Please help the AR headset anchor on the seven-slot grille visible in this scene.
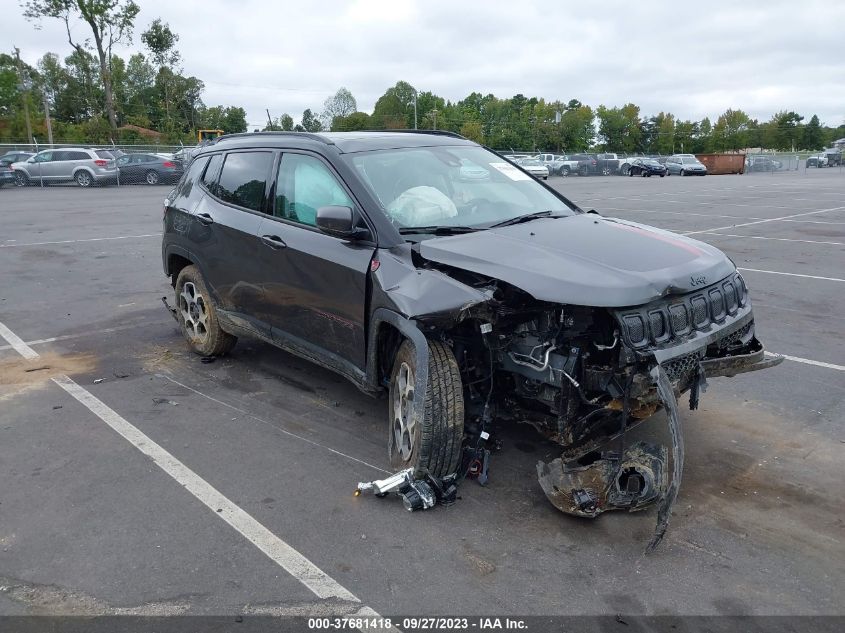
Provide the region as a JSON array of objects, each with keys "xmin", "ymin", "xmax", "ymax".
[{"xmin": 617, "ymin": 272, "xmax": 748, "ymax": 350}]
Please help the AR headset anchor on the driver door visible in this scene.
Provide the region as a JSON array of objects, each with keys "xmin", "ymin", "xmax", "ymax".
[{"xmin": 254, "ymin": 152, "xmax": 375, "ymax": 372}]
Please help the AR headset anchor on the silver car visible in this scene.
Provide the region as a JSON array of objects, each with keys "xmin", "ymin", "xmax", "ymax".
[
  {"xmin": 12, "ymin": 148, "xmax": 118, "ymax": 187},
  {"xmin": 665, "ymin": 154, "xmax": 707, "ymax": 176},
  {"xmin": 516, "ymin": 157, "xmax": 549, "ymax": 180}
]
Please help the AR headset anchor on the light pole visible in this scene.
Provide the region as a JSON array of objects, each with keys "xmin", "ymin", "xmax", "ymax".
[{"xmin": 413, "ymin": 89, "xmax": 418, "ymax": 130}]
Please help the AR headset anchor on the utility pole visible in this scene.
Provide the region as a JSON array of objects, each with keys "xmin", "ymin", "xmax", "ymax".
[
  {"xmin": 43, "ymin": 91, "xmax": 53, "ymax": 146},
  {"xmin": 13, "ymin": 47, "xmax": 33, "ymax": 144},
  {"xmin": 431, "ymin": 108, "xmax": 438, "ymax": 130},
  {"xmin": 266, "ymin": 109, "xmax": 273, "ymax": 129}
]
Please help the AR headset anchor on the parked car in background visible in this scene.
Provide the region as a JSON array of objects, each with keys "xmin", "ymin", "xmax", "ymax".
[
  {"xmin": 12, "ymin": 148, "xmax": 118, "ymax": 187},
  {"xmin": 117, "ymin": 153, "xmax": 185, "ymax": 185},
  {"xmin": 746, "ymin": 155, "xmax": 782, "ymax": 172},
  {"xmin": 1, "ymin": 151, "xmax": 34, "ymax": 165},
  {"xmin": 569, "ymin": 153, "xmax": 598, "ymax": 176},
  {"xmin": 665, "ymin": 154, "xmax": 707, "ymax": 176},
  {"xmin": 1, "ymin": 152, "xmax": 33, "ymax": 187},
  {"xmin": 595, "ymin": 153, "xmax": 622, "ymax": 176},
  {"xmin": 627, "ymin": 158, "xmax": 667, "ymax": 177},
  {"xmin": 805, "ymin": 153, "xmax": 829, "ymax": 168},
  {"xmin": 824, "ymin": 148, "xmax": 842, "ymax": 166},
  {"xmin": 516, "ymin": 157, "xmax": 549, "ymax": 180},
  {"xmin": 546, "ymin": 155, "xmax": 579, "ymax": 176}
]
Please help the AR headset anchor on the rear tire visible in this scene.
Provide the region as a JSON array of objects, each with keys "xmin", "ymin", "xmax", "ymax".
[
  {"xmin": 175, "ymin": 265, "xmax": 237, "ymax": 356},
  {"xmin": 75, "ymin": 171, "xmax": 92, "ymax": 187},
  {"xmin": 146, "ymin": 170, "xmax": 160, "ymax": 185},
  {"xmin": 388, "ymin": 339, "xmax": 464, "ymax": 478}
]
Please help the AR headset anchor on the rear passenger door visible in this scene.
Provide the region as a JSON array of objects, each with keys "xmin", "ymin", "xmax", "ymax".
[
  {"xmin": 190, "ymin": 150, "xmax": 274, "ymax": 335},
  {"xmin": 254, "ymin": 152, "xmax": 375, "ymax": 372}
]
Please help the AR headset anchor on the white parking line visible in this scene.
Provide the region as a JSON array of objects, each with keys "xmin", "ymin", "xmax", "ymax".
[
  {"xmin": 738, "ymin": 267, "xmax": 845, "ymax": 283},
  {"xmin": 0, "ymin": 234, "xmax": 160, "ymax": 248},
  {"xmin": 0, "ymin": 322, "xmax": 151, "ymax": 352},
  {"xmin": 682, "ymin": 206, "xmax": 845, "ymax": 236},
  {"xmin": 701, "ymin": 233, "xmax": 845, "ymax": 246},
  {"xmin": 0, "ymin": 319, "xmax": 390, "ymax": 623}
]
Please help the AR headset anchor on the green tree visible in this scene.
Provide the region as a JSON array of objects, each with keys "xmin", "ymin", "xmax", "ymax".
[
  {"xmin": 23, "ymin": 0, "xmax": 141, "ymax": 131},
  {"xmin": 320, "ymin": 87, "xmax": 356, "ymax": 130},
  {"xmin": 301, "ymin": 108, "xmax": 322, "ymax": 132},
  {"xmin": 459, "ymin": 120, "xmax": 483, "ymax": 143},
  {"xmin": 802, "ymin": 114, "xmax": 824, "ymax": 149},
  {"xmin": 331, "ymin": 111, "xmax": 370, "ymax": 131},
  {"xmin": 203, "ymin": 105, "xmax": 246, "ymax": 133},
  {"xmin": 141, "ymin": 19, "xmax": 180, "ymax": 130},
  {"xmin": 713, "ymin": 108, "xmax": 750, "ymax": 151},
  {"xmin": 264, "ymin": 113, "xmax": 293, "ymax": 131}
]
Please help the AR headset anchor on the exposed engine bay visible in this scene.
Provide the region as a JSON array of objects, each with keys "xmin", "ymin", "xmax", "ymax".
[{"xmin": 411, "ymin": 260, "xmax": 781, "ymax": 549}]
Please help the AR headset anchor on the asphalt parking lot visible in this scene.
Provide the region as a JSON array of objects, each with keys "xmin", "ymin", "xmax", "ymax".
[{"xmin": 0, "ymin": 170, "xmax": 843, "ymax": 619}]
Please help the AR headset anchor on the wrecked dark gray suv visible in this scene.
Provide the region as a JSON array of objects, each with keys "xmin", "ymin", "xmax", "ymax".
[{"xmin": 162, "ymin": 131, "xmax": 781, "ymax": 547}]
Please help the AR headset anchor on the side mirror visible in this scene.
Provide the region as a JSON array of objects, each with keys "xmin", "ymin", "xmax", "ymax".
[{"xmin": 316, "ymin": 206, "xmax": 366, "ymax": 240}]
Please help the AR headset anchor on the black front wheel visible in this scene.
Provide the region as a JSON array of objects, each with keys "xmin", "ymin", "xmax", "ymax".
[
  {"xmin": 388, "ymin": 339, "xmax": 464, "ymax": 478},
  {"xmin": 14, "ymin": 172, "xmax": 29, "ymax": 187}
]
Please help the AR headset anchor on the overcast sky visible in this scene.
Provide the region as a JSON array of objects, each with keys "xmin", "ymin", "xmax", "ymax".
[{"xmin": 5, "ymin": 0, "xmax": 843, "ymax": 129}]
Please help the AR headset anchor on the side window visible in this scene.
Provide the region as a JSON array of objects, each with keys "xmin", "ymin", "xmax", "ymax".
[
  {"xmin": 52, "ymin": 151, "xmax": 70, "ymax": 161},
  {"xmin": 216, "ymin": 151, "xmax": 273, "ymax": 212},
  {"xmin": 274, "ymin": 154, "xmax": 353, "ymax": 227},
  {"xmin": 71, "ymin": 151, "xmax": 90, "ymax": 160},
  {"xmin": 174, "ymin": 155, "xmax": 209, "ymax": 198},
  {"xmin": 201, "ymin": 154, "xmax": 223, "ymax": 195},
  {"xmin": 35, "ymin": 151, "xmax": 53, "ymax": 163}
]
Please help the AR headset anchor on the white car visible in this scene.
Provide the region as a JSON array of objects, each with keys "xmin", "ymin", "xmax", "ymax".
[{"xmin": 516, "ymin": 158, "xmax": 549, "ymax": 180}]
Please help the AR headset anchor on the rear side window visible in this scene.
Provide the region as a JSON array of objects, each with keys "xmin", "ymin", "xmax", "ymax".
[
  {"xmin": 70, "ymin": 151, "xmax": 90, "ymax": 160},
  {"xmin": 95, "ymin": 150, "xmax": 114, "ymax": 159},
  {"xmin": 216, "ymin": 152, "xmax": 273, "ymax": 212},
  {"xmin": 174, "ymin": 155, "xmax": 209, "ymax": 198},
  {"xmin": 201, "ymin": 154, "xmax": 223, "ymax": 194}
]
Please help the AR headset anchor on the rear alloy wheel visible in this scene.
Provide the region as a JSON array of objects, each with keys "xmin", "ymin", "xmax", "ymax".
[
  {"xmin": 145, "ymin": 170, "xmax": 160, "ymax": 185},
  {"xmin": 75, "ymin": 171, "xmax": 92, "ymax": 187},
  {"xmin": 602, "ymin": 166, "xmax": 611, "ymax": 176},
  {"xmin": 388, "ymin": 339, "xmax": 464, "ymax": 478},
  {"xmin": 175, "ymin": 265, "xmax": 237, "ymax": 356}
]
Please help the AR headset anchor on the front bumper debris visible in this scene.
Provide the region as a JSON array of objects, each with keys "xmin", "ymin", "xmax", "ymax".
[
  {"xmin": 537, "ymin": 365, "xmax": 684, "ymax": 553},
  {"xmin": 537, "ymin": 441, "xmax": 668, "ymax": 518},
  {"xmin": 700, "ymin": 343, "xmax": 784, "ymax": 378}
]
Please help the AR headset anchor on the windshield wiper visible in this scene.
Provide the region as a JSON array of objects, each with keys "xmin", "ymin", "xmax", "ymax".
[
  {"xmin": 488, "ymin": 210, "xmax": 562, "ymax": 228},
  {"xmin": 397, "ymin": 225, "xmax": 482, "ymax": 235}
]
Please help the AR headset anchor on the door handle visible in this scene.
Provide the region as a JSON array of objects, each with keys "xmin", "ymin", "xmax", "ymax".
[
  {"xmin": 261, "ymin": 234, "xmax": 287, "ymax": 249},
  {"xmin": 196, "ymin": 212, "xmax": 214, "ymax": 225}
]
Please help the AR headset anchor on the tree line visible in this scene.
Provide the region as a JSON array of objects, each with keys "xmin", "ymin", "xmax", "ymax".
[{"xmin": 3, "ymin": 2, "xmax": 842, "ymax": 152}]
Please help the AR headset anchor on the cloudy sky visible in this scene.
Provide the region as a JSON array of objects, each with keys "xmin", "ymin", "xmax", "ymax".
[{"xmin": 5, "ymin": 0, "xmax": 843, "ymax": 128}]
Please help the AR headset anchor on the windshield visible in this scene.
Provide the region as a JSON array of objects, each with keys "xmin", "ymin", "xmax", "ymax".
[
  {"xmin": 346, "ymin": 145, "xmax": 576, "ymax": 232},
  {"xmin": 681, "ymin": 156, "xmax": 700, "ymax": 164}
]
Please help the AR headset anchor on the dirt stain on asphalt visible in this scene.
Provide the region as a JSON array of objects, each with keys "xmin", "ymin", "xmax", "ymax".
[
  {"xmin": 0, "ymin": 576, "xmax": 190, "ymax": 615},
  {"xmin": 0, "ymin": 352, "xmax": 96, "ymax": 387}
]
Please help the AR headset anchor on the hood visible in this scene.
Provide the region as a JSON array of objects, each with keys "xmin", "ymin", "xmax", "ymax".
[{"xmin": 418, "ymin": 214, "xmax": 736, "ymax": 307}]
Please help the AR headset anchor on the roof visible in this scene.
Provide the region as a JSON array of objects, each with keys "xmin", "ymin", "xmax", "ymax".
[{"xmin": 209, "ymin": 130, "xmax": 476, "ymax": 154}]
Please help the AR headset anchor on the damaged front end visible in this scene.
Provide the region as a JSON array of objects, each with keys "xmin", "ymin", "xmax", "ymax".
[{"xmin": 405, "ymin": 260, "xmax": 781, "ymax": 549}]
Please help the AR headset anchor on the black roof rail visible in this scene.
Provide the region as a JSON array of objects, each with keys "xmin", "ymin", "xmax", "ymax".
[
  {"xmin": 211, "ymin": 131, "xmax": 335, "ymax": 145},
  {"xmin": 375, "ymin": 129, "xmax": 467, "ymax": 139}
]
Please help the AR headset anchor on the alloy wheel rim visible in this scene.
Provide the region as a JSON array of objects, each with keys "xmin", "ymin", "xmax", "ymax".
[
  {"xmin": 392, "ymin": 361, "xmax": 416, "ymax": 461},
  {"xmin": 179, "ymin": 282, "xmax": 210, "ymax": 344},
  {"xmin": 147, "ymin": 171, "xmax": 159, "ymax": 184},
  {"xmin": 77, "ymin": 172, "xmax": 91, "ymax": 186}
]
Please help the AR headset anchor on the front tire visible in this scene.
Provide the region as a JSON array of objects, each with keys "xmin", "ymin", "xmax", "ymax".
[
  {"xmin": 14, "ymin": 172, "xmax": 29, "ymax": 187},
  {"xmin": 680, "ymin": 169, "xmax": 686, "ymax": 176},
  {"xmin": 175, "ymin": 265, "xmax": 237, "ymax": 356},
  {"xmin": 388, "ymin": 339, "xmax": 464, "ymax": 478},
  {"xmin": 562, "ymin": 166, "xmax": 570, "ymax": 176}
]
